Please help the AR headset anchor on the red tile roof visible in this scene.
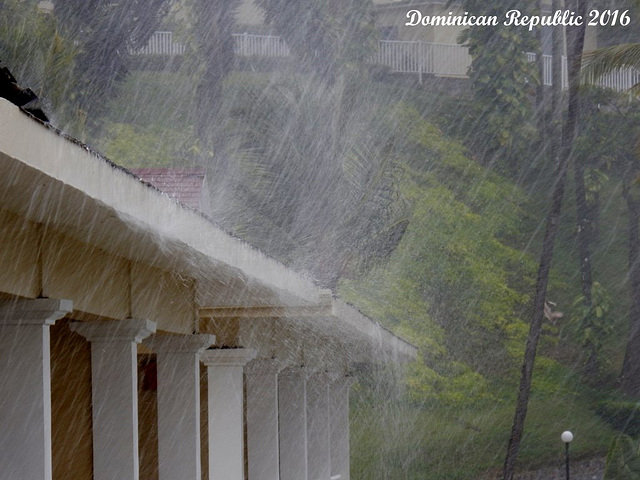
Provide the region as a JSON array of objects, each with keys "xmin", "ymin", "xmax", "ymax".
[{"xmin": 131, "ymin": 168, "xmax": 206, "ymax": 211}]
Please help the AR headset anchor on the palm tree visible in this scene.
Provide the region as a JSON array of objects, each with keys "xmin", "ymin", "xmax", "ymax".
[
  {"xmin": 503, "ymin": 1, "xmax": 589, "ymax": 478},
  {"xmin": 582, "ymin": 42, "xmax": 640, "ymax": 396}
]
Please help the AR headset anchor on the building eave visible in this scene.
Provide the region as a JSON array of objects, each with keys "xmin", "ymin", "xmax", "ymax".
[{"xmin": 0, "ymin": 98, "xmax": 417, "ymax": 363}]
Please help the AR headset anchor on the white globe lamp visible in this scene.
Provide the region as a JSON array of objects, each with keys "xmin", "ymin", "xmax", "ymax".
[{"xmin": 561, "ymin": 431, "xmax": 573, "ymax": 443}]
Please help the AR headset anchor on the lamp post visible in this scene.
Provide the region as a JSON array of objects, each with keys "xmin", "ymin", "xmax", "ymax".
[{"xmin": 561, "ymin": 431, "xmax": 574, "ymax": 480}]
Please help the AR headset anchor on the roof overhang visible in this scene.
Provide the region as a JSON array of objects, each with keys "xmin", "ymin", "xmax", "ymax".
[
  {"xmin": 0, "ymin": 99, "xmax": 320, "ymax": 308},
  {"xmin": 0, "ymin": 98, "xmax": 417, "ymax": 363}
]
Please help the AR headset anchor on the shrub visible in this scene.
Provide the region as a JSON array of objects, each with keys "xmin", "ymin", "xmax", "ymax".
[{"xmin": 598, "ymin": 401, "xmax": 640, "ymax": 437}]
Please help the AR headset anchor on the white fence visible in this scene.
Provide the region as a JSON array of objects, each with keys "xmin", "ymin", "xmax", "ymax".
[
  {"xmin": 591, "ymin": 67, "xmax": 640, "ymax": 93},
  {"xmin": 526, "ymin": 51, "xmax": 640, "ymax": 92},
  {"xmin": 232, "ymin": 33, "xmax": 290, "ymax": 57},
  {"xmin": 135, "ymin": 32, "xmax": 639, "ymax": 93},
  {"xmin": 133, "ymin": 31, "xmax": 185, "ymax": 56},
  {"xmin": 526, "ymin": 52, "xmax": 569, "ymax": 89},
  {"xmin": 376, "ymin": 41, "xmax": 470, "ymax": 78}
]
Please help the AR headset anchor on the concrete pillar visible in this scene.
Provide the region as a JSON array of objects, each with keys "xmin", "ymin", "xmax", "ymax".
[
  {"xmin": 245, "ymin": 358, "xmax": 283, "ymax": 480},
  {"xmin": 0, "ymin": 298, "xmax": 72, "ymax": 480},
  {"xmin": 144, "ymin": 334, "xmax": 215, "ymax": 480},
  {"xmin": 278, "ymin": 367, "xmax": 308, "ymax": 480},
  {"xmin": 70, "ymin": 318, "xmax": 156, "ymax": 480},
  {"xmin": 201, "ymin": 348, "xmax": 257, "ymax": 480},
  {"xmin": 329, "ymin": 376, "xmax": 353, "ymax": 480},
  {"xmin": 307, "ymin": 373, "xmax": 331, "ymax": 480}
]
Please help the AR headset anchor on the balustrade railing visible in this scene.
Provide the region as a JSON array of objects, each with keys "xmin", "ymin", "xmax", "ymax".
[
  {"xmin": 526, "ymin": 52, "xmax": 569, "ymax": 88},
  {"xmin": 134, "ymin": 31, "xmax": 639, "ymax": 93},
  {"xmin": 376, "ymin": 40, "xmax": 469, "ymax": 77},
  {"xmin": 592, "ymin": 66, "xmax": 640, "ymax": 92},
  {"xmin": 232, "ymin": 33, "xmax": 290, "ymax": 57},
  {"xmin": 526, "ymin": 51, "xmax": 640, "ymax": 91},
  {"xmin": 133, "ymin": 31, "xmax": 185, "ymax": 56},
  {"xmin": 374, "ymin": 40, "xmax": 432, "ymax": 75}
]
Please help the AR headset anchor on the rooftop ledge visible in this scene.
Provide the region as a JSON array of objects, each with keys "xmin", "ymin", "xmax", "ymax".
[{"xmin": 0, "ymin": 98, "xmax": 416, "ymax": 361}]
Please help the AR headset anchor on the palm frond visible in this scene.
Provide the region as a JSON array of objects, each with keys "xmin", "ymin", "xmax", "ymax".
[{"xmin": 582, "ymin": 43, "xmax": 640, "ymax": 84}]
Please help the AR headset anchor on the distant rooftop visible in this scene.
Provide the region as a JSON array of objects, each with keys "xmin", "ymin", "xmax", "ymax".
[{"xmin": 131, "ymin": 168, "xmax": 207, "ymax": 212}]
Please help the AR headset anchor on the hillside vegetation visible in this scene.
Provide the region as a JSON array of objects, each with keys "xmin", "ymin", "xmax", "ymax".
[{"xmin": 100, "ymin": 68, "xmax": 635, "ymax": 478}]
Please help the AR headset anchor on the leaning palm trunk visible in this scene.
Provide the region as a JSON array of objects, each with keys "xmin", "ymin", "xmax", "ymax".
[{"xmin": 502, "ymin": 1, "xmax": 588, "ymax": 478}]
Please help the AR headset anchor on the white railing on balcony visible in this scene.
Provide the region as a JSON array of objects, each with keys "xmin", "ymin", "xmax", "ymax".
[
  {"xmin": 526, "ymin": 51, "xmax": 640, "ymax": 92},
  {"xmin": 376, "ymin": 40, "xmax": 470, "ymax": 78},
  {"xmin": 133, "ymin": 31, "xmax": 185, "ymax": 56},
  {"xmin": 592, "ymin": 67, "xmax": 640, "ymax": 93},
  {"xmin": 526, "ymin": 52, "xmax": 569, "ymax": 89},
  {"xmin": 232, "ymin": 33, "xmax": 291, "ymax": 57},
  {"xmin": 135, "ymin": 31, "xmax": 639, "ymax": 93},
  {"xmin": 375, "ymin": 40, "xmax": 432, "ymax": 75}
]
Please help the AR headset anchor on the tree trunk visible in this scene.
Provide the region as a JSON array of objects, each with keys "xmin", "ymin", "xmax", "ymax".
[
  {"xmin": 621, "ymin": 183, "xmax": 640, "ymax": 396},
  {"xmin": 574, "ymin": 152, "xmax": 593, "ymax": 305},
  {"xmin": 502, "ymin": 2, "xmax": 588, "ymax": 478},
  {"xmin": 551, "ymin": 0, "xmax": 564, "ymax": 129},
  {"xmin": 535, "ymin": 0, "xmax": 546, "ymax": 142},
  {"xmin": 574, "ymin": 135, "xmax": 595, "ymax": 378},
  {"xmin": 575, "ymin": 164, "xmax": 598, "ymax": 377}
]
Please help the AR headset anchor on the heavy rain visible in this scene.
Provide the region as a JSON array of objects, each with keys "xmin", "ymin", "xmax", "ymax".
[{"xmin": 1, "ymin": 0, "xmax": 640, "ymax": 479}]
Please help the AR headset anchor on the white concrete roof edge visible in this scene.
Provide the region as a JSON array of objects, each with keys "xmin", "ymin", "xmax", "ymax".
[
  {"xmin": 0, "ymin": 99, "xmax": 319, "ymax": 304},
  {"xmin": 332, "ymin": 298, "xmax": 418, "ymax": 360}
]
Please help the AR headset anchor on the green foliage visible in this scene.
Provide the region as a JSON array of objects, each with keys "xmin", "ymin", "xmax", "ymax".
[
  {"xmin": 584, "ymin": 168, "xmax": 610, "ymax": 205},
  {"xmin": 530, "ymin": 357, "xmax": 579, "ymax": 398},
  {"xmin": 576, "ymin": 87, "xmax": 640, "ymax": 172},
  {"xmin": 98, "ymin": 123, "xmax": 199, "ymax": 168},
  {"xmin": 2, "ymin": 1, "xmax": 637, "ymax": 475},
  {"xmin": 96, "ymin": 70, "xmax": 202, "ymax": 167},
  {"xmin": 104, "ymin": 71, "xmax": 198, "ymax": 129},
  {"xmin": 204, "ymin": 73, "xmax": 408, "ymax": 286},
  {"xmin": 598, "ymin": 403, "xmax": 640, "ymax": 437},
  {"xmin": 255, "ymin": 0, "xmax": 377, "ymax": 82},
  {"xmin": 352, "ymin": 382, "xmax": 614, "ymax": 479},
  {"xmin": 604, "ymin": 435, "xmax": 640, "ymax": 479},
  {"xmin": 187, "ymin": 0, "xmax": 240, "ymax": 138},
  {"xmin": 340, "ymin": 105, "xmax": 536, "ymax": 403},
  {"xmin": 53, "ymin": 0, "xmax": 174, "ymax": 129},
  {"xmin": 0, "ymin": 0, "xmax": 80, "ymax": 130},
  {"xmin": 458, "ymin": 0, "xmax": 539, "ymax": 170},
  {"xmin": 572, "ymin": 282, "xmax": 614, "ymax": 371}
]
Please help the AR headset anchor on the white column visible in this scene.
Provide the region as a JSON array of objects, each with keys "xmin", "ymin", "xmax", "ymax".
[
  {"xmin": 278, "ymin": 367, "xmax": 308, "ymax": 480},
  {"xmin": 245, "ymin": 358, "xmax": 283, "ymax": 480},
  {"xmin": 144, "ymin": 334, "xmax": 215, "ymax": 480},
  {"xmin": 0, "ymin": 298, "xmax": 72, "ymax": 480},
  {"xmin": 70, "ymin": 318, "xmax": 156, "ymax": 480},
  {"xmin": 201, "ymin": 348, "xmax": 257, "ymax": 480},
  {"xmin": 307, "ymin": 373, "xmax": 331, "ymax": 480},
  {"xmin": 330, "ymin": 376, "xmax": 353, "ymax": 480}
]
